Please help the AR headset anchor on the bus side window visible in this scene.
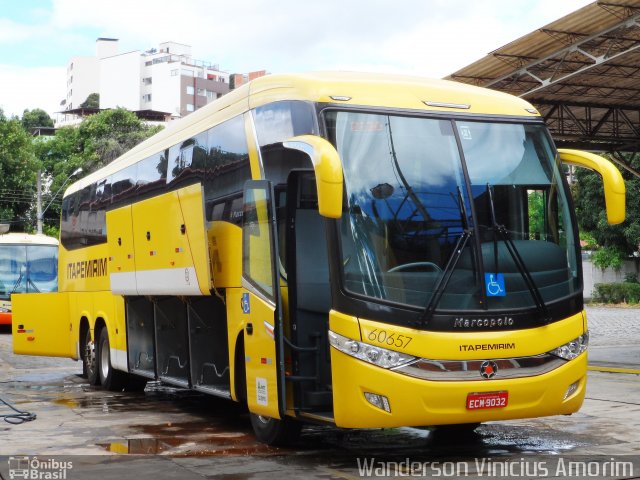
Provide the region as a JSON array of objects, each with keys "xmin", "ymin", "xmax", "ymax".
[
  {"xmin": 111, "ymin": 164, "xmax": 137, "ymax": 206},
  {"xmin": 252, "ymin": 101, "xmax": 318, "ymax": 147},
  {"xmin": 167, "ymin": 132, "xmax": 208, "ymax": 188},
  {"xmin": 205, "ymin": 116, "xmax": 251, "ymax": 222},
  {"xmin": 137, "ymin": 151, "xmax": 167, "ymax": 199}
]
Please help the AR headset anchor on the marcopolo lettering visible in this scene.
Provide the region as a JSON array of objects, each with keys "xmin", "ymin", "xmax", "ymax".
[
  {"xmin": 67, "ymin": 258, "xmax": 108, "ymax": 280},
  {"xmin": 453, "ymin": 316, "xmax": 514, "ymax": 328}
]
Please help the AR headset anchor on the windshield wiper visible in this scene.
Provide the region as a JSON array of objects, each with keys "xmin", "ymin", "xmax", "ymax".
[
  {"xmin": 486, "ymin": 184, "xmax": 551, "ymax": 324},
  {"xmin": 419, "ymin": 187, "xmax": 472, "ymax": 327}
]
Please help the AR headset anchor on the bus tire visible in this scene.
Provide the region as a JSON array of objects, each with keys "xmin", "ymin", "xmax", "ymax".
[
  {"xmin": 97, "ymin": 328, "xmax": 126, "ymax": 391},
  {"xmin": 249, "ymin": 413, "xmax": 301, "ymax": 446},
  {"xmin": 84, "ymin": 328, "xmax": 100, "ymax": 386}
]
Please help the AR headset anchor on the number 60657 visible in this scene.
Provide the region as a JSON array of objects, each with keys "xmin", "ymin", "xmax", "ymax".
[{"xmin": 366, "ymin": 329, "xmax": 412, "ymax": 349}]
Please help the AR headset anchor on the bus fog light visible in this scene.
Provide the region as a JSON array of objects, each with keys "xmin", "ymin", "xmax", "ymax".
[
  {"xmin": 564, "ymin": 381, "xmax": 580, "ymax": 400},
  {"xmin": 364, "ymin": 392, "xmax": 391, "ymax": 412}
]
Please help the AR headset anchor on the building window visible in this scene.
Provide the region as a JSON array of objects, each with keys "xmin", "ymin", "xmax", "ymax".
[
  {"xmin": 143, "ymin": 77, "xmax": 152, "ymax": 85},
  {"xmin": 171, "ymin": 69, "xmax": 178, "ymax": 76},
  {"xmin": 197, "ymin": 88, "xmax": 206, "ymax": 97},
  {"xmin": 186, "ymin": 104, "xmax": 194, "ymax": 112},
  {"xmin": 186, "ymin": 85, "xmax": 195, "ymax": 95},
  {"xmin": 142, "ymin": 94, "xmax": 152, "ymax": 102},
  {"xmin": 182, "ymin": 69, "xmax": 194, "ymax": 77},
  {"xmin": 206, "ymin": 90, "xmax": 215, "ymax": 100}
]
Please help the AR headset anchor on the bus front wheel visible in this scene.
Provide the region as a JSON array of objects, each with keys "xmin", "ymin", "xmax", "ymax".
[{"xmin": 249, "ymin": 413, "xmax": 301, "ymax": 446}]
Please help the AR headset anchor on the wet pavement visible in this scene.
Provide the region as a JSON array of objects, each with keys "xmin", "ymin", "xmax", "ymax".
[{"xmin": 0, "ymin": 307, "xmax": 639, "ymax": 479}]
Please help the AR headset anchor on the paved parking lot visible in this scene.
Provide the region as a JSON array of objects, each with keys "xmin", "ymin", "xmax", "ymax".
[
  {"xmin": 0, "ymin": 306, "xmax": 639, "ymax": 479},
  {"xmin": 585, "ymin": 306, "xmax": 640, "ymax": 368}
]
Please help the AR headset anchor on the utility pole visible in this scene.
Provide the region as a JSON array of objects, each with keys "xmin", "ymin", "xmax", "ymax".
[{"xmin": 36, "ymin": 170, "xmax": 43, "ymax": 234}]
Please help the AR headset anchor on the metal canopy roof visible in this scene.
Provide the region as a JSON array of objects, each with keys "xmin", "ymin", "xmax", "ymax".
[{"xmin": 447, "ymin": 0, "xmax": 640, "ymax": 155}]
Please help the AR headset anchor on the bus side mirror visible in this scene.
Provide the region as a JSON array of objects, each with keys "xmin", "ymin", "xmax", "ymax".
[
  {"xmin": 558, "ymin": 148, "xmax": 626, "ymax": 225},
  {"xmin": 283, "ymin": 135, "xmax": 343, "ymax": 218}
]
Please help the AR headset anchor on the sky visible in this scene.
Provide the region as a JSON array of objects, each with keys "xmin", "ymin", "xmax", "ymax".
[{"xmin": 0, "ymin": 0, "xmax": 595, "ymax": 119}]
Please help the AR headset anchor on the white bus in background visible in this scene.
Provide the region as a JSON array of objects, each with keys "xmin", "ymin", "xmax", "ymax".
[{"xmin": 0, "ymin": 231, "xmax": 58, "ymax": 325}]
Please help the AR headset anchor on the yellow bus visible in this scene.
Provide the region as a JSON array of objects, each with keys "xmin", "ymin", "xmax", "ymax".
[
  {"xmin": 12, "ymin": 72, "xmax": 625, "ymax": 444},
  {"xmin": 0, "ymin": 231, "xmax": 58, "ymax": 325}
]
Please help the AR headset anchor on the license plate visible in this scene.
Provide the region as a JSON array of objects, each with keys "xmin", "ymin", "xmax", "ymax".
[{"xmin": 466, "ymin": 391, "xmax": 508, "ymax": 410}]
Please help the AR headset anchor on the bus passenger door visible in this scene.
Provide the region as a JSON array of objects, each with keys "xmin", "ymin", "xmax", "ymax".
[{"xmin": 241, "ymin": 180, "xmax": 285, "ymax": 419}]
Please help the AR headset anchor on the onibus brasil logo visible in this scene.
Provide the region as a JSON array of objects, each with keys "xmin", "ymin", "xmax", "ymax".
[{"xmin": 8, "ymin": 456, "xmax": 73, "ymax": 479}]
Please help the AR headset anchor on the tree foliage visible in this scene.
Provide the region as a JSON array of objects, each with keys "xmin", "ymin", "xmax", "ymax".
[
  {"xmin": 573, "ymin": 154, "xmax": 640, "ymax": 260},
  {"xmin": 0, "ymin": 109, "xmax": 39, "ymax": 229},
  {"xmin": 36, "ymin": 108, "xmax": 162, "ymax": 227},
  {"xmin": 0, "ymin": 107, "xmax": 162, "ymax": 233},
  {"xmin": 80, "ymin": 93, "xmax": 99, "ymax": 109},
  {"xmin": 21, "ymin": 108, "xmax": 54, "ymax": 131}
]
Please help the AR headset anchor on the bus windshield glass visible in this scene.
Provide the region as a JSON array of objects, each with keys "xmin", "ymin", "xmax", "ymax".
[
  {"xmin": 325, "ymin": 111, "xmax": 579, "ymax": 315},
  {"xmin": 0, "ymin": 244, "xmax": 58, "ymax": 299}
]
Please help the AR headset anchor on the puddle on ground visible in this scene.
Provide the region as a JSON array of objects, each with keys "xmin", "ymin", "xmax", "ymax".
[{"xmin": 98, "ymin": 420, "xmax": 275, "ymax": 456}]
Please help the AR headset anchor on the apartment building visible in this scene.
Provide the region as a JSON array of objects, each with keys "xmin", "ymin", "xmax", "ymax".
[
  {"xmin": 63, "ymin": 38, "xmax": 118, "ymax": 112},
  {"xmin": 59, "ymin": 39, "xmax": 266, "ymax": 126},
  {"xmin": 100, "ymin": 41, "xmax": 231, "ymax": 118}
]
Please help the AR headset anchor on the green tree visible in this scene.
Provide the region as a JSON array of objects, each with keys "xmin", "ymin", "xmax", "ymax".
[
  {"xmin": 80, "ymin": 93, "xmax": 99, "ymax": 109},
  {"xmin": 77, "ymin": 108, "xmax": 162, "ymax": 171},
  {"xmin": 36, "ymin": 108, "xmax": 162, "ymax": 225},
  {"xmin": 573, "ymin": 154, "xmax": 640, "ymax": 264},
  {"xmin": 21, "ymin": 108, "xmax": 54, "ymax": 132},
  {"xmin": 0, "ymin": 109, "xmax": 39, "ymax": 229}
]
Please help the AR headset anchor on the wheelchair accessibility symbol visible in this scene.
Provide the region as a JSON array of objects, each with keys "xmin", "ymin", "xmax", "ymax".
[
  {"xmin": 241, "ymin": 293, "xmax": 251, "ymax": 314},
  {"xmin": 485, "ymin": 273, "xmax": 506, "ymax": 297}
]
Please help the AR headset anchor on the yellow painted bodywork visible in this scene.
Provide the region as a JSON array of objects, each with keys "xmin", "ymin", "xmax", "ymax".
[
  {"xmin": 329, "ymin": 310, "xmax": 587, "ymax": 428},
  {"xmin": 559, "ymin": 149, "xmax": 625, "ymax": 224},
  {"xmin": 131, "ymin": 184, "xmax": 212, "ymax": 295},
  {"xmin": 106, "ymin": 205, "xmax": 136, "ymax": 288},
  {"xmin": 243, "ymin": 292, "xmax": 281, "ymax": 419},
  {"xmin": 12, "ymin": 72, "xmax": 609, "ymax": 431},
  {"xmin": 12, "ymin": 293, "xmax": 74, "ymax": 357}
]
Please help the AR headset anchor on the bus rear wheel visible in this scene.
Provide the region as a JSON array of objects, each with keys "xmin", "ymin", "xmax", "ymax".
[
  {"xmin": 83, "ymin": 329, "xmax": 100, "ymax": 386},
  {"xmin": 249, "ymin": 413, "xmax": 301, "ymax": 446},
  {"xmin": 97, "ymin": 328, "xmax": 126, "ymax": 391}
]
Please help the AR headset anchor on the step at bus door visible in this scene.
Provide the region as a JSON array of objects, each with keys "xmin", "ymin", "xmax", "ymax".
[{"xmin": 241, "ymin": 180, "xmax": 285, "ymax": 419}]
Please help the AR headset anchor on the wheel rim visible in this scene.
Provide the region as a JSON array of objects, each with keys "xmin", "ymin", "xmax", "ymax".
[
  {"xmin": 100, "ymin": 336, "xmax": 110, "ymax": 380},
  {"xmin": 85, "ymin": 338, "xmax": 96, "ymax": 374},
  {"xmin": 256, "ymin": 415, "xmax": 271, "ymax": 425}
]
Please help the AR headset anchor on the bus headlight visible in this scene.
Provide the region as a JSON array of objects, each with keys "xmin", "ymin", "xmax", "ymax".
[
  {"xmin": 550, "ymin": 332, "xmax": 589, "ymax": 360},
  {"xmin": 328, "ymin": 330, "xmax": 416, "ymax": 369}
]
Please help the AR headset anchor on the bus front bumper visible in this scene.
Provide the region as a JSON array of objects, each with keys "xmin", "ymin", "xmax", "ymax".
[{"xmin": 330, "ymin": 348, "xmax": 587, "ymax": 429}]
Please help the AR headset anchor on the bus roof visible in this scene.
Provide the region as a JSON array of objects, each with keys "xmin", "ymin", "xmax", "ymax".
[
  {"xmin": 65, "ymin": 71, "xmax": 540, "ymax": 196},
  {"xmin": 0, "ymin": 233, "xmax": 59, "ymax": 246}
]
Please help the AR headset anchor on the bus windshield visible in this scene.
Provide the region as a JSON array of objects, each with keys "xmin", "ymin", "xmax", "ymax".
[
  {"xmin": 326, "ymin": 111, "xmax": 580, "ymax": 317},
  {"xmin": 0, "ymin": 244, "xmax": 58, "ymax": 300}
]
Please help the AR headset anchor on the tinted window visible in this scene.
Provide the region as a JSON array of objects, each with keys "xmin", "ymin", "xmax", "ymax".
[
  {"xmin": 111, "ymin": 164, "xmax": 137, "ymax": 205},
  {"xmin": 61, "ymin": 183, "xmax": 107, "ymax": 250},
  {"xmin": 167, "ymin": 132, "xmax": 207, "ymax": 188},
  {"xmin": 137, "ymin": 150, "xmax": 168, "ymax": 198},
  {"xmin": 253, "ymin": 101, "xmax": 317, "ymax": 185},
  {"xmin": 253, "ymin": 101, "xmax": 318, "ymax": 147},
  {"xmin": 205, "ymin": 116, "xmax": 251, "ymax": 223}
]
